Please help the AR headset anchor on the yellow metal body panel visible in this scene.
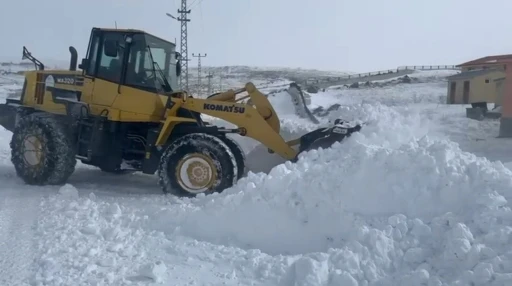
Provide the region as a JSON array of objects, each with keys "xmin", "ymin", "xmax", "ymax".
[
  {"xmin": 22, "ymin": 70, "xmax": 171, "ymax": 123},
  {"xmin": 83, "ymin": 77, "xmax": 168, "ymax": 122},
  {"xmin": 21, "ymin": 70, "xmax": 83, "ymax": 115},
  {"xmin": 20, "ymin": 67, "xmax": 298, "ymax": 160},
  {"xmin": 156, "ymin": 82, "xmax": 298, "ymax": 160},
  {"xmin": 180, "ymin": 97, "xmax": 297, "ymax": 160}
]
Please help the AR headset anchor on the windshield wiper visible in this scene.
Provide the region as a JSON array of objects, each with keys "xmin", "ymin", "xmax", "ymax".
[{"xmin": 147, "ymin": 45, "xmax": 172, "ymax": 93}]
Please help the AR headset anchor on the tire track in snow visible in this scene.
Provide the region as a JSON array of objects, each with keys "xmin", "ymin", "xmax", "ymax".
[{"xmin": 0, "ymin": 186, "xmax": 41, "ymax": 286}]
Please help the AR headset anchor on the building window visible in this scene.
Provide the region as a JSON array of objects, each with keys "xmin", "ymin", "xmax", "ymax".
[{"xmin": 485, "ymin": 79, "xmax": 490, "ymax": 83}]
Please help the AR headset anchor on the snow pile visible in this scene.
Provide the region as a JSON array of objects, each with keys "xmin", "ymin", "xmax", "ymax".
[
  {"xmin": 410, "ymin": 69, "xmax": 460, "ymax": 78},
  {"xmin": 168, "ymin": 100, "xmax": 512, "ymax": 285},
  {"xmin": 29, "ymin": 111, "xmax": 512, "ymax": 285},
  {"xmin": 4, "ymin": 68, "xmax": 512, "ymax": 285},
  {"xmin": 34, "ymin": 193, "xmax": 156, "ymax": 285},
  {"xmin": 172, "ymin": 133, "xmax": 512, "ymax": 285},
  {"xmin": 58, "ymin": 184, "xmax": 79, "ymax": 199}
]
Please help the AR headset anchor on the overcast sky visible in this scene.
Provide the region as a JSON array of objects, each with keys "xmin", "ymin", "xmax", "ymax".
[{"xmin": 1, "ymin": 0, "xmax": 512, "ymax": 73}]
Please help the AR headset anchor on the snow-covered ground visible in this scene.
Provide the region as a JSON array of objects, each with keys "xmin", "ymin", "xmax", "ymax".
[{"xmin": 2, "ymin": 70, "xmax": 512, "ymax": 285}]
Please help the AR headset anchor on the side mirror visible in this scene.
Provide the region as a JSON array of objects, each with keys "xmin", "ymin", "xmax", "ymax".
[
  {"xmin": 78, "ymin": 58, "xmax": 89, "ymax": 70},
  {"xmin": 104, "ymin": 40, "xmax": 118, "ymax": 57},
  {"xmin": 176, "ymin": 60, "xmax": 181, "ymax": 77}
]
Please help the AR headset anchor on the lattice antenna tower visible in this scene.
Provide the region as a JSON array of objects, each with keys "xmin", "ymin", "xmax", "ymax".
[
  {"xmin": 192, "ymin": 53, "xmax": 207, "ymax": 93},
  {"xmin": 177, "ymin": 0, "xmax": 191, "ymax": 91}
]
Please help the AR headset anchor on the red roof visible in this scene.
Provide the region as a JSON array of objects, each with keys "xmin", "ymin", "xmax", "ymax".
[{"xmin": 457, "ymin": 54, "xmax": 512, "ymax": 67}]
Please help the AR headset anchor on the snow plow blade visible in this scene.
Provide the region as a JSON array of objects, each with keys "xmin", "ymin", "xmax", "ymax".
[
  {"xmin": 291, "ymin": 119, "xmax": 362, "ymax": 159},
  {"xmin": 0, "ymin": 103, "xmax": 17, "ymax": 132}
]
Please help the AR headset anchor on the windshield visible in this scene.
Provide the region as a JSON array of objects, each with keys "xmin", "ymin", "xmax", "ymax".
[
  {"xmin": 145, "ymin": 34, "xmax": 178, "ymax": 91},
  {"xmin": 147, "ymin": 47, "xmax": 172, "ymax": 93},
  {"xmin": 125, "ymin": 33, "xmax": 179, "ymax": 92}
]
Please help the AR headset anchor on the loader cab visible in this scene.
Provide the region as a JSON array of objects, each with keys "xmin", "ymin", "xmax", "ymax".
[{"xmin": 79, "ymin": 28, "xmax": 180, "ymax": 95}]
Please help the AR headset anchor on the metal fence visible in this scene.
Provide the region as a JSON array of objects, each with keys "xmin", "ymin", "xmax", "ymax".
[
  {"xmin": 304, "ymin": 65, "xmax": 460, "ymax": 85},
  {"xmin": 397, "ymin": 65, "xmax": 460, "ymax": 71}
]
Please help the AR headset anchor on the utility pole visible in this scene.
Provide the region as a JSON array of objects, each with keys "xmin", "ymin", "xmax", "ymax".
[
  {"xmin": 192, "ymin": 53, "xmax": 207, "ymax": 94},
  {"xmin": 206, "ymin": 72, "xmax": 213, "ymax": 95},
  {"xmin": 178, "ymin": 1, "xmax": 191, "ymax": 91},
  {"xmin": 166, "ymin": 1, "xmax": 191, "ymax": 91}
]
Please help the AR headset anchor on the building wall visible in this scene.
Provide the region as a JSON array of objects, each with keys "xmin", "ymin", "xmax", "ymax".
[
  {"xmin": 447, "ymin": 78, "xmax": 474, "ymax": 104},
  {"xmin": 470, "ymin": 70, "xmax": 505, "ymax": 103},
  {"xmin": 447, "ymin": 70, "xmax": 505, "ymax": 104},
  {"xmin": 447, "ymin": 80, "xmax": 462, "ymax": 104},
  {"xmin": 495, "ymin": 78, "xmax": 505, "ymax": 106}
]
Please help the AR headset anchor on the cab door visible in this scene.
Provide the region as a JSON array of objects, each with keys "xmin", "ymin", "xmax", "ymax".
[
  {"xmin": 92, "ymin": 31, "xmax": 126, "ymax": 107},
  {"xmin": 81, "ymin": 29, "xmax": 126, "ymax": 109},
  {"xmin": 80, "ymin": 29, "xmax": 100, "ymax": 105}
]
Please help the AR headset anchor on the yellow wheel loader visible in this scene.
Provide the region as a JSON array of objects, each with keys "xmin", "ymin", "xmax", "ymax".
[{"xmin": 0, "ymin": 27, "xmax": 361, "ymax": 197}]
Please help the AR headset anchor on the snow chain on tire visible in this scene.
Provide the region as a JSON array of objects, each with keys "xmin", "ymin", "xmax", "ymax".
[
  {"xmin": 218, "ymin": 135, "xmax": 246, "ymax": 180},
  {"xmin": 158, "ymin": 133, "xmax": 238, "ymax": 197},
  {"xmin": 10, "ymin": 112, "xmax": 76, "ymax": 185}
]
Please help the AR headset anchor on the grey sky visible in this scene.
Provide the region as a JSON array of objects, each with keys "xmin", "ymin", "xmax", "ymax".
[{"xmin": 1, "ymin": 0, "xmax": 511, "ymax": 73}]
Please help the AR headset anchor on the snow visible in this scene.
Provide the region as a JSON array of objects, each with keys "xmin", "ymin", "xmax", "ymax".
[
  {"xmin": 1, "ymin": 70, "xmax": 512, "ymax": 285},
  {"xmin": 409, "ymin": 69, "xmax": 461, "ymax": 78}
]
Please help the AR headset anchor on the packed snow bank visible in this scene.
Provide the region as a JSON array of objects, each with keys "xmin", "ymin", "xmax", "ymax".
[
  {"xmin": 31, "ymin": 105, "xmax": 512, "ymax": 285},
  {"xmin": 128, "ymin": 102, "xmax": 512, "ymax": 284},
  {"xmin": 6, "ymin": 74, "xmax": 512, "ymax": 285},
  {"xmin": 410, "ymin": 69, "xmax": 460, "ymax": 78},
  {"xmin": 173, "ymin": 136, "xmax": 512, "ymax": 285}
]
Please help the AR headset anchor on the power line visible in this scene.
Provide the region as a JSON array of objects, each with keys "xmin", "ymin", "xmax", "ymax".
[
  {"xmin": 198, "ymin": 0, "xmax": 205, "ymax": 36},
  {"xmin": 189, "ymin": 0, "xmax": 198, "ymax": 7},
  {"xmin": 189, "ymin": 0, "xmax": 203, "ymax": 9}
]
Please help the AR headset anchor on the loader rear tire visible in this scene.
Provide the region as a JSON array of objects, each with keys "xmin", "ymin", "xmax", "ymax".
[
  {"xmin": 218, "ymin": 135, "xmax": 246, "ymax": 180},
  {"xmin": 158, "ymin": 133, "xmax": 238, "ymax": 197},
  {"xmin": 10, "ymin": 113, "xmax": 76, "ymax": 185}
]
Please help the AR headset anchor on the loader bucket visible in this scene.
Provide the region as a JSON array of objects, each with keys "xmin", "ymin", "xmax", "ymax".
[
  {"xmin": 0, "ymin": 103, "xmax": 17, "ymax": 132},
  {"xmin": 295, "ymin": 119, "xmax": 362, "ymax": 158}
]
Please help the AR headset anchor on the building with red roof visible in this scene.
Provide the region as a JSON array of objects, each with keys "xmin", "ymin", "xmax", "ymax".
[{"xmin": 447, "ymin": 54, "xmax": 507, "ymax": 104}]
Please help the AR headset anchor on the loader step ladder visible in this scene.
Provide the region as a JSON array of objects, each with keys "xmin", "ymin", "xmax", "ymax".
[{"xmin": 75, "ymin": 115, "xmax": 106, "ymax": 161}]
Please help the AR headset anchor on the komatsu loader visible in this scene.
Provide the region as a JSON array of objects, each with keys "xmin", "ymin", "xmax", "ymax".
[{"xmin": 0, "ymin": 27, "xmax": 361, "ymax": 197}]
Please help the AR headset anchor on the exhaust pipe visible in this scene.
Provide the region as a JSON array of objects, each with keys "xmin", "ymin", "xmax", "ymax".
[{"xmin": 69, "ymin": 46, "xmax": 78, "ymax": 71}]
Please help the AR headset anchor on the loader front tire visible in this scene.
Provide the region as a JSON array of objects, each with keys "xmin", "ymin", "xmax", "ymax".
[
  {"xmin": 218, "ymin": 135, "xmax": 246, "ymax": 180},
  {"xmin": 158, "ymin": 133, "xmax": 238, "ymax": 197},
  {"xmin": 10, "ymin": 113, "xmax": 76, "ymax": 185}
]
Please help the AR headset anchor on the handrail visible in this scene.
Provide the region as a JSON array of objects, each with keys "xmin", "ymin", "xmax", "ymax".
[{"xmin": 304, "ymin": 65, "xmax": 460, "ymax": 85}]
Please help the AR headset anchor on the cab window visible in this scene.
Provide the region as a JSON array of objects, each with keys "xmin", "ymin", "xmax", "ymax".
[
  {"xmin": 96, "ymin": 32, "xmax": 125, "ymax": 83},
  {"xmin": 125, "ymin": 34, "xmax": 156, "ymax": 90}
]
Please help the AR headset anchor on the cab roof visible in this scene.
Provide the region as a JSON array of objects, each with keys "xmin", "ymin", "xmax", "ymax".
[
  {"xmin": 92, "ymin": 27, "xmax": 175, "ymax": 46},
  {"xmin": 95, "ymin": 27, "xmax": 146, "ymax": 33}
]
